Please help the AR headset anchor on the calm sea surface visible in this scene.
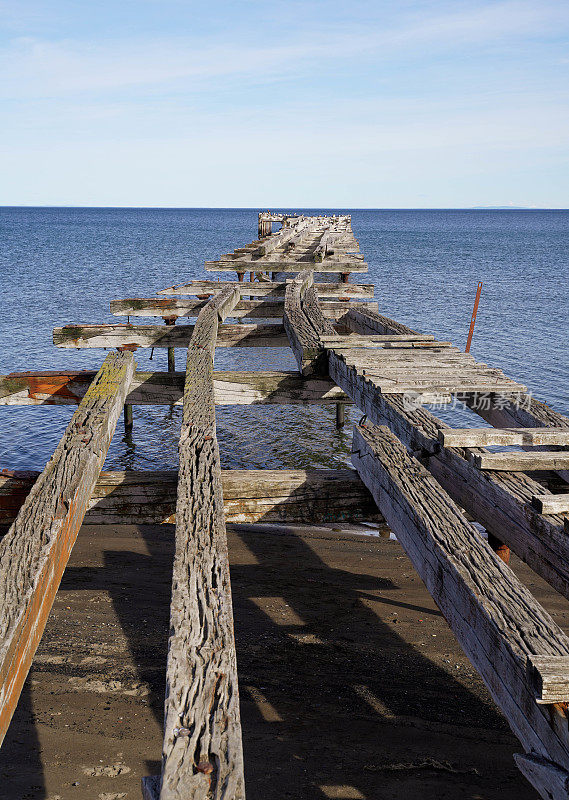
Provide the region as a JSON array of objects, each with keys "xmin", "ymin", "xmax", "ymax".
[{"xmin": 0, "ymin": 208, "xmax": 567, "ymax": 472}]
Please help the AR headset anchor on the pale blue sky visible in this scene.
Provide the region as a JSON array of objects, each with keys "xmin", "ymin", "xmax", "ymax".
[{"xmin": 1, "ymin": 0, "xmax": 568, "ymax": 207}]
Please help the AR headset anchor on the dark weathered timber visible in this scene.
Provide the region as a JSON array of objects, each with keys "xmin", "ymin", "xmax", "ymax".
[
  {"xmin": 0, "ymin": 370, "xmax": 351, "ymax": 406},
  {"xmin": 0, "ymin": 468, "xmax": 382, "ymax": 527},
  {"xmin": 328, "ymin": 352, "xmax": 569, "ymax": 600},
  {"xmin": 157, "ymin": 281, "xmax": 374, "ymax": 298},
  {"xmin": 53, "ymin": 323, "xmax": 288, "ymax": 349},
  {"xmin": 0, "ymin": 351, "xmax": 136, "ymax": 744},
  {"xmin": 111, "ymin": 298, "xmax": 378, "ymax": 320},
  {"xmin": 159, "ymin": 286, "xmax": 245, "ymax": 800},
  {"xmin": 303, "ymin": 285, "xmax": 336, "ymax": 337},
  {"xmin": 351, "ymin": 423, "xmax": 569, "ymax": 796},
  {"xmin": 283, "ymin": 271, "xmax": 325, "ymax": 375}
]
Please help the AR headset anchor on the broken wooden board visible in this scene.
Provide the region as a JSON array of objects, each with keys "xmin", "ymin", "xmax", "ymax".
[
  {"xmin": 157, "ymin": 280, "xmax": 374, "ymax": 299},
  {"xmin": 351, "ymin": 423, "xmax": 569, "ymax": 798},
  {"xmin": 53, "ymin": 323, "xmax": 289, "ymax": 349},
  {"xmin": 0, "ymin": 370, "xmax": 350, "ymax": 406},
  {"xmin": 0, "ymin": 351, "xmax": 136, "ymax": 745},
  {"xmin": 0, "ymin": 468, "xmax": 382, "ymax": 526}
]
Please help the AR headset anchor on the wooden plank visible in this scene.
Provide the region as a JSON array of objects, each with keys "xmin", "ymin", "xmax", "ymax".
[
  {"xmin": 351, "ymin": 423, "xmax": 569, "ymax": 797},
  {"xmin": 472, "ymin": 452, "xmax": 569, "ymax": 471},
  {"xmin": 328, "ymin": 351, "xmax": 569, "ymax": 601},
  {"xmin": 0, "ymin": 468, "xmax": 382, "ymax": 527},
  {"xmin": 205, "ymin": 260, "xmax": 368, "ymax": 273},
  {"xmin": 441, "ymin": 428, "xmax": 569, "ymax": 448},
  {"xmin": 528, "ymin": 655, "xmax": 569, "ymax": 703},
  {"xmin": 53, "ymin": 323, "xmax": 289, "ymax": 349},
  {"xmin": 159, "ymin": 286, "xmax": 245, "ymax": 799},
  {"xmin": 157, "ymin": 280, "xmax": 374, "ymax": 299},
  {"xmin": 0, "ymin": 351, "xmax": 136, "ymax": 745},
  {"xmin": 0, "ymin": 370, "xmax": 351, "ymax": 406},
  {"xmin": 110, "ymin": 298, "xmax": 378, "ymax": 320}
]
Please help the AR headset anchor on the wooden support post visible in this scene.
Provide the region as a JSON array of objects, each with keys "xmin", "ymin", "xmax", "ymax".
[
  {"xmin": 340, "ymin": 272, "xmax": 350, "ymax": 283},
  {"xmin": 0, "ymin": 352, "xmax": 135, "ymax": 745},
  {"xmin": 237, "ymin": 272, "xmax": 245, "ymax": 283},
  {"xmin": 124, "ymin": 402, "xmax": 133, "ymax": 432},
  {"xmin": 164, "ymin": 317, "xmax": 177, "ymax": 373},
  {"xmin": 336, "ymin": 402, "xmax": 345, "ymax": 429}
]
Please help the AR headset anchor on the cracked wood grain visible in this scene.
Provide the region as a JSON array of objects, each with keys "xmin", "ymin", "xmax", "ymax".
[
  {"xmin": 0, "ymin": 351, "xmax": 135, "ymax": 745},
  {"xmin": 159, "ymin": 286, "xmax": 245, "ymax": 800}
]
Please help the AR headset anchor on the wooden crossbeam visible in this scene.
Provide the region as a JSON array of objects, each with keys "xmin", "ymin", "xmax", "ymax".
[
  {"xmin": 0, "ymin": 468, "xmax": 382, "ymax": 527},
  {"xmin": 110, "ymin": 298, "xmax": 378, "ymax": 320},
  {"xmin": 441, "ymin": 428, "xmax": 569, "ymax": 448},
  {"xmin": 53, "ymin": 323, "xmax": 289, "ymax": 349},
  {"xmin": 157, "ymin": 280, "xmax": 374, "ymax": 298},
  {"xmin": 0, "ymin": 351, "xmax": 136, "ymax": 745},
  {"xmin": 0, "ymin": 370, "xmax": 350, "ymax": 406},
  {"xmin": 471, "ymin": 452, "xmax": 569, "ymax": 471},
  {"xmin": 205, "ymin": 260, "xmax": 368, "ymax": 273},
  {"xmin": 154, "ymin": 286, "xmax": 246, "ymax": 799},
  {"xmin": 352, "ymin": 423, "xmax": 569, "ymax": 798}
]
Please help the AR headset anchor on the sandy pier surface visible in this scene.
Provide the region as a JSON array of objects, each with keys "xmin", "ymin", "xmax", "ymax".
[{"xmin": 1, "ymin": 521, "xmax": 559, "ymax": 800}]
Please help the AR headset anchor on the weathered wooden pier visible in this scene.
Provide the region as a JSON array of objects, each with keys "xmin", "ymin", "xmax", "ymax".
[{"xmin": 2, "ymin": 212, "xmax": 569, "ymax": 799}]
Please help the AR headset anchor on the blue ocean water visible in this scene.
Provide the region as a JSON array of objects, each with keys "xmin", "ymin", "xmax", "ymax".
[{"xmin": 0, "ymin": 207, "xmax": 567, "ymax": 472}]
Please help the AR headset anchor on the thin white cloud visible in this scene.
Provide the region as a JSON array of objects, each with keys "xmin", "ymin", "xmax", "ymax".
[{"xmin": 0, "ymin": 1, "xmax": 566, "ymax": 98}]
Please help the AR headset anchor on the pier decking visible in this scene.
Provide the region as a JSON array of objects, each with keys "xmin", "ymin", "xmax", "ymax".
[{"xmin": 1, "ymin": 212, "xmax": 569, "ymax": 799}]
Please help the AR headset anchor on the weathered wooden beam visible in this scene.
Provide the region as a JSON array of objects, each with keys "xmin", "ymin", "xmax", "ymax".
[
  {"xmin": 158, "ymin": 286, "xmax": 245, "ymax": 799},
  {"xmin": 351, "ymin": 423, "xmax": 569, "ymax": 799},
  {"xmin": 0, "ymin": 468, "xmax": 381, "ymax": 527},
  {"xmin": 0, "ymin": 351, "xmax": 136, "ymax": 745},
  {"xmin": 53, "ymin": 323, "xmax": 288, "ymax": 349},
  {"xmin": 343, "ymin": 308, "xmax": 422, "ymax": 337},
  {"xmin": 471, "ymin": 451, "xmax": 569, "ymax": 472},
  {"xmin": 157, "ymin": 280, "xmax": 374, "ymax": 299},
  {"xmin": 0, "ymin": 370, "xmax": 351, "ymax": 406},
  {"xmin": 440, "ymin": 428, "xmax": 569, "ymax": 448},
  {"xmin": 205, "ymin": 260, "xmax": 367, "ymax": 273},
  {"xmin": 328, "ymin": 351, "xmax": 569, "ymax": 600},
  {"xmin": 283, "ymin": 271, "xmax": 324, "ymax": 376},
  {"xmin": 110, "ymin": 298, "xmax": 378, "ymax": 320}
]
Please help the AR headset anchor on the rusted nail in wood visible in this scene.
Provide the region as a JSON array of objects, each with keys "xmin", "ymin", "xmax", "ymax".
[
  {"xmin": 196, "ymin": 761, "xmax": 214, "ymax": 775},
  {"xmin": 204, "ymin": 435, "xmax": 213, "ymax": 441},
  {"xmin": 116, "ymin": 344, "xmax": 139, "ymax": 352}
]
